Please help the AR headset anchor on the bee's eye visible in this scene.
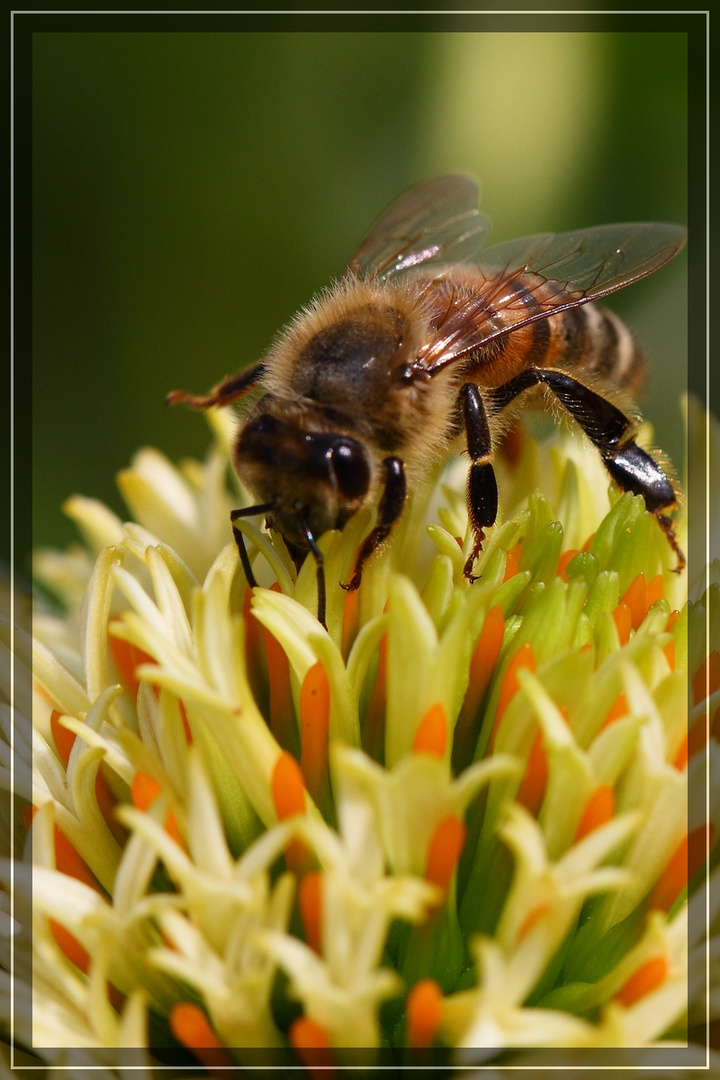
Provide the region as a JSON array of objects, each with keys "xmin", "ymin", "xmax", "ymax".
[{"xmin": 331, "ymin": 439, "xmax": 370, "ymax": 500}]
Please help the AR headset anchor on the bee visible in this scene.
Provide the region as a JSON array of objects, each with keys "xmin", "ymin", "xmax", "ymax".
[{"xmin": 168, "ymin": 175, "xmax": 686, "ymax": 627}]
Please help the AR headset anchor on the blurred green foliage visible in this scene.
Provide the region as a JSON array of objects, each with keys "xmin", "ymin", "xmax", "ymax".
[{"xmin": 32, "ymin": 30, "xmax": 687, "ymax": 559}]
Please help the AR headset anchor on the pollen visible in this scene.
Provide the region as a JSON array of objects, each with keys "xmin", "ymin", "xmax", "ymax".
[
  {"xmin": 575, "ymin": 784, "xmax": 615, "ymax": 841},
  {"xmin": 288, "ymin": 1016, "xmax": 334, "ymax": 1072},
  {"xmin": 425, "ymin": 815, "xmax": 466, "ymax": 893},
  {"xmin": 616, "ymin": 956, "xmax": 669, "ymax": 1007},
  {"xmin": 263, "ymin": 625, "xmax": 295, "ymax": 754},
  {"xmin": 298, "ymin": 870, "xmax": 323, "ymax": 954},
  {"xmin": 453, "ymin": 604, "xmax": 505, "ymax": 771},
  {"xmin": 503, "ymin": 543, "xmax": 522, "ymax": 583},
  {"xmin": 131, "ymin": 772, "xmax": 162, "ymax": 810},
  {"xmin": 602, "ymin": 692, "xmax": 629, "ymax": 730},
  {"xmin": 649, "ymin": 824, "xmax": 714, "ymax": 913},
  {"xmin": 271, "ymin": 752, "xmax": 306, "ymax": 820},
  {"xmin": 50, "ymin": 709, "xmax": 75, "ymax": 765},
  {"xmin": 557, "ymin": 548, "xmax": 579, "ymax": 582},
  {"xmin": 619, "ymin": 573, "xmax": 650, "ymax": 631},
  {"xmin": 612, "ymin": 603, "xmax": 632, "ymax": 646},
  {"xmin": 413, "ymin": 703, "xmax": 448, "ymax": 758},
  {"xmin": 53, "ymin": 823, "xmax": 102, "ymax": 892},
  {"xmin": 693, "ymin": 650, "xmax": 720, "ymax": 706},
  {"xmin": 169, "ymin": 1002, "xmax": 228, "ymax": 1063},
  {"xmin": 49, "ymin": 920, "xmax": 90, "ymax": 972},
  {"xmin": 300, "ymin": 660, "xmax": 331, "ymax": 809},
  {"xmin": 516, "ymin": 729, "xmax": 547, "ymax": 817},
  {"xmin": 271, "ymin": 751, "xmax": 311, "ymax": 875},
  {"xmin": 406, "ymin": 979, "xmax": 443, "ymax": 1048},
  {"xmin": 490, "ymin": 642, "xmax": 535, "ymax": 750},
  {"xmin": 108, "ymin": 636, "xmax": 156, "ymax": 699},
  {"xmin": 363, "ymin": 632, "xmax": 388, "ymax": 762}
]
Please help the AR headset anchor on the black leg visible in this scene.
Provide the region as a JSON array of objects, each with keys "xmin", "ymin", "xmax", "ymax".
[
  {"xmin": 230, "ymin": 503, "xmax": 275, "ymax": 588},
  {"xmin": 343, "ymin": 457, "xmax": 406, "ymax": 591},
  {"xmin": 461, "ymin": 384, "xmax": 499, "ymax": 581},
  {"xmin": 487, "ymin": 368, "xmax": 683, "ymax": 570},
  {"xmin": 299, "ymin": 518, "xmax": 327, "ymax": 630}
]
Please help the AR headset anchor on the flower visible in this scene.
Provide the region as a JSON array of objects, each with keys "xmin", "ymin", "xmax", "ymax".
[{"xmin": 3, "ymin": 403, "xmax": 718, "ymax": 1071}]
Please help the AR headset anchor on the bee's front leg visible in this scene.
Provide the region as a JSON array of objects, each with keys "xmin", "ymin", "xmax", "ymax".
[
  {"xmin": 167, "ymin": 361, "xmax": 265, "ymax": 410},
  {"xmin": 462, "ymin": 383, "xmax": 499, "ymax": 581},
  {"xmin": 342, "ymin": 457, "xmax": 406, "ymax": 591}
]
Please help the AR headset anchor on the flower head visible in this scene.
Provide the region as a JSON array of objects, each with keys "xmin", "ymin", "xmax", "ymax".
[{"xmin": 5, "ymin": 404, "xmax": 717, "ymax": 1070}]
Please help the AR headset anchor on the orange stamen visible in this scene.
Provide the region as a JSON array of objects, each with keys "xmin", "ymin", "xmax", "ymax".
[
  {"xmin": 164, "ymin": 808, "xmax": 184, "ymax": 848},
  {"xmin": 463, "ymin": 605, "xmax": 505, "ymax": 720},
  {"xmin": 300, "ymin": 661, "xmax": 331, "ymax": 810},
  {"xmin": 612, "ymin": 603, "xmax": 632, "ymax": 646},
  {"xmin": 575, "ymin": 784, "xmax": 615, "ymax": 841},
  {"xmin": 557, "ymin": 548, "xmax": 579, "ymax": 582},
  {"xmin": 425, "ymin": 815, "xmax": 466, "ymax": 894},
  {"xmin": 169, "ymin": 1002, "xmax": 230, "ymax": 1067},
  {"xmin": 53, "ymin": 824, "xmax": 101, "ymax": 891},
  {"xmin": 95, "ymin": 769, "xmax": 126, "ymax": 846},
  {"xmin": 109, "ymin": 637, "xmax": 157, "ymax": 699},
  {"xmin": 693, "ymin": 651, "xmax": 720, "ymax": 706},
  {"xmin": 22, "ymin": 804, "xmax": 36, "ymax": 831},
  {"xmin": 298, "ymin": 870, "xmax": 323, "ymax": 953},
  {"xmin": 616, "ymin": 956, "xmax": 668, "ymax": 1007},
  {"xmin": 271, "ymin": 752, "xmax": 311, "ymax": 875},
  {"xmin": 664, "ymin": 640, "xmax": 676, "ymax": 671},
  {"xmin": 453, "ymin": 606, "xmax": 505, "ymax": 771},
  {"xmin": 686, "ymin": 712, "xmax": 712, "ymax": 764},
  {"xmin": 650, "ymin": 824, "xmax": 714, "ymax": 912},
  {"xmin": 490, "ymin": 642, "xmax": 535, "ymax": 750},
  {"xmin": 243, "ymin": 585, "xmax": 265, "ymax": 705},
  {"xmin": 131, "ymin": 771, "xmax": 162, "ymax": 811},
  {"xmin": 50, "ymin": 919, "xmax": 90, "ymax": 972},
  {"xmin": 289, "ymin": 1016, "xmax": 334, "ymax": 1074},
  {"xmin": 503, "ymin": 543, "xmax": 522, "ymax": 583},
  {"xmin": 646, "ymin": 574, "xmax": 664, "ymax": 607},
  {"xmin": 665, "ymin": 609, "xmax": 680, "ymax": 633},
  {"xmin": 50, "ymin": 710, "xmax": 76, "ymax": 765},
  {"xmin": 516, "ymin": 730, "xmax": 547, "ymax": 817},
  {"xmin": 406, "ymin": 979, "xmax": 443, "ymax": 1049},
  {"xmin": 363, "ymin": 633, "xmax": 387, "ymax": 762},
  {"xmin": 602, "ymin": 692, "xmax": 629, "ymax": 730},
  {"xmin": 518, "ymin": 902, "xmax": 550, "ymax": 941},
  {"xmin": 263, "ymin": 625, "xmax": 296, "ymax": 753},
  {"xmin": 673, "ymin": 733, "xmax": 689, "ymax": 771},
  {"xmin": 271, "ymin": 752, "xmax": 306, "ymax": 819},
  {"xmin": 341, "ymin": 587, "xmax": 359, "ymax": 659},
  {"xmin": 620, "ymin": 573, "xmax": 648, "ymax": 631},
  {"xmin": 413, "ymin": 703, "xmax": 448, "ymax": 759}
]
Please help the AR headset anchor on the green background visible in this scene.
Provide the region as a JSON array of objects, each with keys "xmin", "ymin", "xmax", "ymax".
[{"xmin": 32, "ymin": 30, "xmax": 688, "ymax": 558}]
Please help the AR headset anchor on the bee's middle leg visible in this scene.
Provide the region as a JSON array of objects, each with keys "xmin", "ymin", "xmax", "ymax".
[{"xmin": 461, "ymin": 383, "xmax": 499, "ymax": 581}]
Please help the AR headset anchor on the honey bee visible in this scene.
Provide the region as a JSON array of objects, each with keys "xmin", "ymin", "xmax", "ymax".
[{"xmin": 168, "ymin": 175, "xmax": 686, "ymax": 627}]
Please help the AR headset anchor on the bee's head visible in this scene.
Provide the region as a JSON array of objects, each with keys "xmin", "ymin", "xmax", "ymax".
[{"xmin": 233, "ymin": 401, "xmax": 371, "ymax": 550}]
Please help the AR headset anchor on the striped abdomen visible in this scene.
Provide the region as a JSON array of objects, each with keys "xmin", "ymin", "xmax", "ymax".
[{"xmin": 427, "ymin": 271, "xmax": 646, "ymax": 396}]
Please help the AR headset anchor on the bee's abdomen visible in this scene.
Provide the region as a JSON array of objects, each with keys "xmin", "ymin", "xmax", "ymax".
[{"xmin": 549, "ymin": 303, "xmax": 645, "ymax": 394}]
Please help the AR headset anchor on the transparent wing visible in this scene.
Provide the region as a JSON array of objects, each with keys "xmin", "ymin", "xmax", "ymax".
[
  {"xmin": 416, "ymin": 221, "xmax": 687, "ymax": 373},
  {"xmin": 348, "ymin": 174, "xmax": 492, "ymax": 280}
]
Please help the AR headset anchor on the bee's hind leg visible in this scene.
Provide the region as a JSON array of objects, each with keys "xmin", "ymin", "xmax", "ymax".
[
  {"xmin": 488, "ymin": 368, "xmax": 684, "ymax": 572},
  {"xmin": 461, "ymin": 384, "xmax": 499, "ymax": 582},
  {"xmin": 342, "ymin": 457, "xmax": 406, "ymax": 592}
]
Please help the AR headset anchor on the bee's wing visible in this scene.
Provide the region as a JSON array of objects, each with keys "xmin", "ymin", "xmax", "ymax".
[
  {"xmin": 348, "ymin": 174, "xmax": 492, "ymax": 280},
  {"xmin": 417, "ymin": 221, "xmax": 687, "ymax": 373}
]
